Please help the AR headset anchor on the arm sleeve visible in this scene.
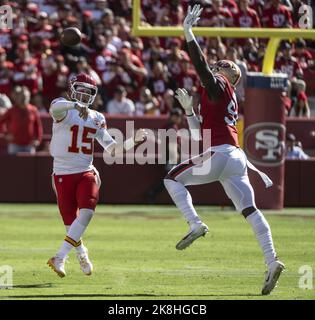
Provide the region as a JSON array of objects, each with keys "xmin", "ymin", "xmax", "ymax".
[
  {"xmin": 186, "ymin": 37, "xmax": 222, "ymax": 101},
  {"xmin": 49, "ymin": 98, "xmax": 75, "ymax": 121},
  {"xmin": 96, "ymin": 128, "xmax": 117, "ymax": 152},
  {"xmin": 187, "ymin": 114, "xmax": 202, "ymax": 141}
]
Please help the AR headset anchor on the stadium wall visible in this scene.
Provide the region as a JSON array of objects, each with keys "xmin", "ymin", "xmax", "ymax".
[
  {"xmin": 0, "ymin": 154, "xmax": 314, "ymax": 207},
  {"xmin": 0, "ymin": 114, "xmax": 315, "ymax": 207}
]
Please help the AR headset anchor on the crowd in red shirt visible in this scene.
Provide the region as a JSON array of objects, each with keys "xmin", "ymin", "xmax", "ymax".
[{"xmin": 0, "ymin": 0, "xmax": 314, "ymax": 120}]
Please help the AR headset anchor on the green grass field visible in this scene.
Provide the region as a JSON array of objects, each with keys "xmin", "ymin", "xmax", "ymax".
[{"xmin": 0, "ymin": 204, "xmax": 314, "ymax": 300}]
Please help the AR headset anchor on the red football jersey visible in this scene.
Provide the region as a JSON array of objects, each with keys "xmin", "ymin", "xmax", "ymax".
[
  {"xmin": 262, "ymin": 5, "xmax": 292, "ymax": 27},
  {"xmin": 199, "ymin": 75, "xmax": 239, "ymax": 147},
  {"xmin": 274, "ymin": 56, "xmax": 302, "ymax": 78},
  {"xmin": 234, "ymin": 8, "xmax": 261, "ymax": 28}
]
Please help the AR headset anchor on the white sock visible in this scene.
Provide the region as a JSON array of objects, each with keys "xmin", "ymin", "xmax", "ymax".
[
  {"xmin": 57, "ymin": 209, "xmax": 94, "ymax": 258},
  {"xmin": 246, "ymin": 210, "xmax": 277, "ymax": 266},
  {"xmin": 164, "ymin": 179, "xmax": 201, "ymax": 225}
]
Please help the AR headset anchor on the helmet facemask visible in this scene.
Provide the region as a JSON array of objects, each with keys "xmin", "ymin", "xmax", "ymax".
[{"xmin": 70, "ymin": 82, "xmax": 98, "ymax": 105}]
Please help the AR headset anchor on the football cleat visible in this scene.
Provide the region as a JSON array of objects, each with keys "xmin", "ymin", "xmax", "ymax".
[
  {"xmin": 261, "ymin": 260, "xmax": 285, "ymax": 295},
  {"xmin": 76, "ymin": 247, "xmax": 93, "ymax": 276},
  {"xmin": 47, "ymin": 256, "xmax": 67, "ymax": 278},
  {"xmin": 176, "ymin": 222, "xmax": 209, "ymax": 250}
]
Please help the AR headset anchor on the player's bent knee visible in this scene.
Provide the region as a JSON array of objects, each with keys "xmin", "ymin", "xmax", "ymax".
[{"xmin": 242, "ymin": 206, "xmax": 257, "ymax": 218}]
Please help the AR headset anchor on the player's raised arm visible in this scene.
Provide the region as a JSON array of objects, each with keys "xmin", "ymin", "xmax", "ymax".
[{"xmin": 183, "ymin": 5, "xmax": 222, "ymax": 101}]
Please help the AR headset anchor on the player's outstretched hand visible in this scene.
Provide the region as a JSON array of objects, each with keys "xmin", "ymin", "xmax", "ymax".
[
  {"xmin": 135, "ymin": 128, "xmax": 148, "ymax": 144},
  {"xmin": 74, "ymin": 102, "xmax": 89, "ymax": 120},
  {"xmin": 183, "ymin": 4, "xmax": 203, "ymax": 30},
  {"xmin": 175, "ymin": 88, "xmax": 193, "ymax": 115}
]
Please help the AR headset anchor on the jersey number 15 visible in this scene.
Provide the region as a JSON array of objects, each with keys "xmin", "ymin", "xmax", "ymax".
[{"xmin": 68, "ymin": 125, "xmax": 97, "ymax": 155}]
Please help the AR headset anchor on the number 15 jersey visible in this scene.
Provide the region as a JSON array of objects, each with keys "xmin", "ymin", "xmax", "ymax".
[
  {"xmin": 199, "ymin": 74, "xmax": 239, "ymax": 147},
  {"xmin": 50, "ymin": 97, "xmax": 114, "ymax": 175}
]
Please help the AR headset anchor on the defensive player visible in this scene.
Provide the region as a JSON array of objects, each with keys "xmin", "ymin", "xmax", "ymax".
[
  {"xmin": 48, "ymin": 73, "xmax": 147, "ymax": 277},
  {"xmin": 164, "ymin": 5, "xmax": 284, "ymax": 295}
]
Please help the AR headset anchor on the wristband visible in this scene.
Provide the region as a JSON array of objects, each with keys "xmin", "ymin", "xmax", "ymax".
[{"xmin": 184, "ymin": 28, "xmax": 195, "ymax": 43}]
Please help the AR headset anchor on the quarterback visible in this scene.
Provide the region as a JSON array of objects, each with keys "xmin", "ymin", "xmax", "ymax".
[
  {"xmin": 164, "ymin": 5, "xmax": 284, "ymax": 295},
  {"xmin": 48, "ymin": 73, "xmax": 146, "ymax": 277}
]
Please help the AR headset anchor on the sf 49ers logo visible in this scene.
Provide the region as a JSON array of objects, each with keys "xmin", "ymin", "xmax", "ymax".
[{"xmin": 244, "ymin": 122, "xmax": 286, "ymax": 167}]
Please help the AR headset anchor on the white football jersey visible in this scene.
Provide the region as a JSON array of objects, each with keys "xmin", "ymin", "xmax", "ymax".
[{"xmin": 50, "ymin": 97, "xmax": 115, "ymax": 175}]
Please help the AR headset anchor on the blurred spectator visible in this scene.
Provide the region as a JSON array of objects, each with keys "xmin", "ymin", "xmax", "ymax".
[
  {"xmin": 135, "ymin": 87, "xmax": 160, "ymax": 116},
  {"xmin": 91, "ymin": 93, "xmax": 106, "ymax": 112},
  {"xmin": 262, "ymin": 0, "xmax": 293, "ymax": 27},
  {"xmin": 81, "ymin": 10, "xmax": 94, "ymax": 40},
  {"xmin": 202, "ymin": 0, "xmax": 234, "ymax": 27},
  {"xmin": 41, "ymin": 54, "xmax": 69, "ymax": 109},
  {"xmin": 292, "ymin": 39, "xmax": 314, "ymax": 70},
  {"xmin": 275, "ymin": 42, "xmax": 303, "ymax": 80},
  {"xmin": 234, "ymin": 0, "xmax": 261, "ymax": 28},
  {"xmin": 0, "ymin": 94, "xmax": 12, "ymax": 116},
  {"xmin": 175, "ymin": 59, "xmax": 199, "ymax": 94},
  {"xmin": 90, "ymin": 34, "xmax": 115, "ymax": 79},
  {"xmin": 147, "ymin": 61, "xmax": 174, "ymax": 112},
  {"xmin": 282, "ymin": 81, "xmax": 293, "ymax": 116},
  {"xmin": 13, "ymin": 44, "xmax": 41, "ymax": 95},
  {"xmin": 160, "ymin": 89, "xmax": 176, "ymax": 115},
  {"xmin": 293, "ymin": 79, "xmax": 311, "ymax": 118},
  {"xmin": 286, "ymin": 133, "xmax": 309, "ymax": 159},
  {"xmin": 142, "ymin": 37, "xmax": 166, "ymax": 72},
  {"xmin": 118, "ymin": 46, "xmax": 148, "ymax": 100},
  {"xmin": 73, "ymin": 57, "xmax": 102, "ymax": 86},
  {"xmin": 107, "ymin": 85, "xmax": 135, "ymax": 115},
  {"xmin": 0, "ymin": 47, "xmax": 14, "ymax": 96},
  {"xmin": 206, "ymin": 48, "xmax": 218, "ymax": 65},
  {"xmin": 102, "ymin": 59, "xmax": 132, "ymax": 101},
  {"xmin": 31, "ymin": 93, "xmax": 47, "ymax": 113},
  {"xmin": 243, "ymin": 38, "xmax": 262, "ymax": 71},
  {"xmin": 0, "ymin": 86, "xmax": 43, "ymax": 155},
  {"xmin": 101, "ymin": 8, "xmax": 115, "ymax": 29},
  {"xmin": 166, "ymin": 38, "xmax": 190, "ymax": 78}
]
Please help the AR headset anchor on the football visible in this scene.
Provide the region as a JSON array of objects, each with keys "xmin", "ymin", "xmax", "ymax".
[{"xmin": 60, "ymin": 27, "xmax": 82, "ymax": 47}]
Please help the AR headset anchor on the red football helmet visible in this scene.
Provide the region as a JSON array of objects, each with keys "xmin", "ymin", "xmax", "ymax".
[{"xmin": 69, "ymin": 73, "xmax": 98, "ymax": 105}]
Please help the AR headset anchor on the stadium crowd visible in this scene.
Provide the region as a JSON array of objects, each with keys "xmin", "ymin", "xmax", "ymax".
[{"xmin": 0, "ymin": 0, "xmax": 314, "ymax": 154}]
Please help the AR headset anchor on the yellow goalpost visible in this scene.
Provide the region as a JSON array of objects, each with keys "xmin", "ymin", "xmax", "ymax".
[{"xmin": 132, "ymin": 0, "xmax": 315, "ymax": 75}]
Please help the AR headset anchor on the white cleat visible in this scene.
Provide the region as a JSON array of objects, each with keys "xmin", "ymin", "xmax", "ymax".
[
  {"xmin": 77, "ymin": 247, "xmax": 93, "ymax": 276},
  {"xmin": 261, "ymin": 260, "xmax": 285, "ymax": 295},
  {"xmin": 176, "ymin": 222, "xmax": 209, "ymax": 250},
  {"xmin": 47, "ymin": 256, "xmax": 67, "ymax": 278}
]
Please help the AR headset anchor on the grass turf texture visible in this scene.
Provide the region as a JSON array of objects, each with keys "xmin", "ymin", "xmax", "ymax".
[{"xmin": 0, "ymin": 204, "xmax": 314, "ymax": 300}]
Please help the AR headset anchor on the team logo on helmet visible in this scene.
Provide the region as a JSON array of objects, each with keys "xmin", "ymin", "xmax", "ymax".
[{"xmin": 212, "ymin": 60, "xmax": 241, "ymax": 87}]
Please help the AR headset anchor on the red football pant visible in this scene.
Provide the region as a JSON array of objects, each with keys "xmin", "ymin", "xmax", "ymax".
[{"xmin": 53, "ymin": 170, "xmax": 99, "ymax": 225}]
